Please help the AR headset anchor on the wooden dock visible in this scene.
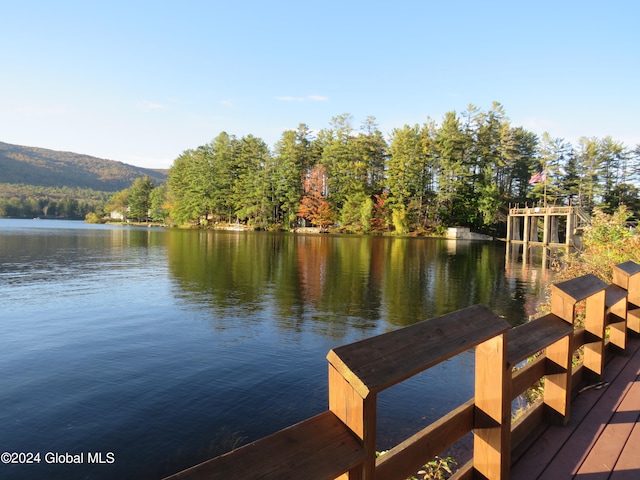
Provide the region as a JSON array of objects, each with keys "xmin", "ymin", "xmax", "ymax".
[
  {"xmin": 506, "ymin": 205, "xmax": 591, "ymax": 248},
  {"xmin": 511, "ymin": 333, "xmax": 640, "ymax": 480}
]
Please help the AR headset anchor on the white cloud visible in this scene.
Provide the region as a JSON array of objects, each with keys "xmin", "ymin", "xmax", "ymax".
[
  {"xmin": 276, "ymin": 95, "xmax": 329, "ymax": 102},
  {"xmin": 307, "ymin": 95, "xmax": 328, "ymax": 102},
  {"xmin": 276, "ymin": 96, "xmax": 305, "ymax": 102}
]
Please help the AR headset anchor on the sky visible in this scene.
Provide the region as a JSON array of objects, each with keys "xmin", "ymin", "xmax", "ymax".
[{"xmin": 1, "ymin": 1, "xmax": 638, "ymax": 170}]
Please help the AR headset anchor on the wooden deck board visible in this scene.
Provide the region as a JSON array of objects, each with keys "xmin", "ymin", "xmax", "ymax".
[
  {"xmin": 511, "ymin": 334, "xmax": 640, "ymax": 480},
  {"xmin": 575, "ymin": 421, "xmax": 635, "ymax": 478},
  {"xmin": 610, "ymin": 423, "xmax": 640, "ymax": 478},
  {"xmin": 608, "ymin": 379, "xmax": 640, "ymax": 478}
]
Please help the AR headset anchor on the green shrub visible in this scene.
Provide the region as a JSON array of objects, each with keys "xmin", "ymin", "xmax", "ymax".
[{"xmin": 558, "ymin": 206, "xmax": 639, "ymax": 283}]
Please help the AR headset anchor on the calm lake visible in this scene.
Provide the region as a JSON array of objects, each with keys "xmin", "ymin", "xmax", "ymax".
[{"xmin": 0, "ymin": 219, "xmax": 549, "ymax": 479}]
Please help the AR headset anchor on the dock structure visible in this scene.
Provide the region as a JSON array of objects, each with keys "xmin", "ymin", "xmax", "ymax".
[{"xmin": 506, "ymin": 205, "xmax": 591, "ymax": 248}]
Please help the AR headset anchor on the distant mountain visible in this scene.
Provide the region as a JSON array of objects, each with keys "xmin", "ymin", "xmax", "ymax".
[{"xmin": 0, "ymin": 141, "xmax": 167, "ymax": 191}]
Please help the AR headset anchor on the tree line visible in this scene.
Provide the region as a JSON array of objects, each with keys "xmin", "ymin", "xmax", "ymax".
[
  {"xmin": 108, "ymin": 102, "xmax": 640, "ymax": 233},
  {"xmin": 0, "ymin": 184, "xmax": 109, "ymax": 219}
]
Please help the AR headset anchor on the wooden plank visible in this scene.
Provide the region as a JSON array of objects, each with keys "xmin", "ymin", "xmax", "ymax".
[
  {"xmin": 449, "ymin": 459, "xmax": 473, "ymax": 480},
  {"xmin": 161, "ymin": 411, "xmax": 365, "ymax": 480},
  {"xmin": 628, "ymin": 308, "xmax": 640, "ymax": 334},
  {"xmin": 510, "ymin": 401, "xmax": 545, "ymax": 458},
  {"xmin": 629, "ymin": 271, "xmax": 640, "ymax": 307},
  {"xmin": 610, "ymin": 354, "xmax": 640, "ymax": 480},
  {"xmin": 611, "ymin": 423, "xmax": 640, "ymax": 478},
  {"xmin": 575, "ymin": 422, "xmax": 635, "ymax": 479},
  {"xmin": 572, "ymin": 327, "xmax": 586, "ymax": 353},
  {"xmin": 613, "ymin": 376, "xmax": 640, "ymax": 415},
  {"xmin": 327, "ymin": 305, "xmax": 510, "ymax": 397},
  {"xmin": 552, "ymin": 274, "xmax": 608, "ymax": 304},
  {"xmin": 375, "ymin": 399, "xmax": 474, "ymax": 480},
  {"xmin": 575, "ymin": 379, "xmax": 640, "ymax": 478},
  {"xmin": 511, "ymin": 355, "xmax": 545, "ymax": 400},
  {"xmin": 507, "ymin": 314, "xmax": 573, "ymax": 368}
]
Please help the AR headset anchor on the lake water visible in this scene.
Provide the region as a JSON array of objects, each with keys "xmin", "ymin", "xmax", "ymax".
[{"xmin": 0, "ymin": 219, "xmax": 549, "ymax": 479}]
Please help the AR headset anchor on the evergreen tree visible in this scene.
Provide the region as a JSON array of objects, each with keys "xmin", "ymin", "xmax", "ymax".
[
  {"xmin": 532, "ymin": 133, "xmax": 572, "ymax": 206},
  {"xmin": 128, "ymin": 176, "xmax": 155, "ymax": 222},
  {"xmin": 387, "ymin": 124, "xmax": 423, "ymax": 230},
  {"xmin": 321, "ymin": 113, "xmax": 359, "ymax": 214},
  {"xmin": 354, "ymin": 116, "xmax": 387, "ymax": 195},
  {"xmin": 150, "ymin": 185, "xmax": 169, "ymax": 223},
  {"xmin": 167, "ymin": 148, "xmax": 213, "ymax": 225},
  {"xmin": 435, "ymin": 111, "xmax": 470, "ymax": 225},
  {"xmin": 209, "ymin": 132, "xmax": 239, "ymax": 222},
  {"xmin": 575, "ymin": 137, "xmax": 602, "ymax": 210},
  {"xmin": 506, "ymin": 127, "xmax": 538, "ymax": 202},
  {"xmin": 233, "ymin": 135, "xmax": 271, "ymax": 228},
  {"xmin": 598, "ymin": 136, "xmax": 628, "ymax": 204},
  {"xmin": 561, "ymin": 153, "xmax": 581, "ymax": 205}
]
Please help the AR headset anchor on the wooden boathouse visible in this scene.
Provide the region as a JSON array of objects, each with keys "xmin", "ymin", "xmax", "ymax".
[{"xmin": 163, "ymin": 261, "xmax": 640, "ymax": 480}]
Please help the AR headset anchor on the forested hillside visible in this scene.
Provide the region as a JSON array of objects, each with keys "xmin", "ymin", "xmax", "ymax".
[
  {"xmin": 0, "ymin": 141, "xmax": 167, "ymax": 219},
  {"xmin": 0, "ymin": 141, "xmax": 166, "ymax": 190}
]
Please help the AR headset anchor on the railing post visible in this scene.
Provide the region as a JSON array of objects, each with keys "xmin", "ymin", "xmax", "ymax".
[
  {"xmin": 583, "ymin": 288, "xmax": 607, "ymax": 379},
  {"xmin": 473, "ymin": 331, "xmax": 510, "ymax": 480},
  {"xmin": 328, "ymin": 364, "xmax": 373, "ymax": 480},
  {"xmin": 613, "ymin": 261, "xmax": 640, "ymax": 334},
  {"xmin": 546, "ymin": 275, "xmax": 607, "ymax": 424},
  {"xmin": 545, "ymin": 287, "xmax": 576, "ymax": 424},
  {"xmin": 544, "ymin": 333, "xmax": 572, "ymax": 425}
]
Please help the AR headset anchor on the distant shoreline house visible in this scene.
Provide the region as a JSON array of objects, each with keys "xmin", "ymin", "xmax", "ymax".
[
  {"xmin": 109, "ymin": 208, "xmax": 127, "ymax": 221},
  {"xmin": 109, "ymin": 207, "xmax": 155, "ymax": 223}
]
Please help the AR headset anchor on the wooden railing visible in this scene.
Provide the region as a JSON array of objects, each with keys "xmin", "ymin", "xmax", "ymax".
[{"xmin": 162, "ymin": 261, "xmax": 640, "ymax": 480}]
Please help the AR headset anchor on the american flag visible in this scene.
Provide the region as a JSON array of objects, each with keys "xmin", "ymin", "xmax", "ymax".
[{"xmin": 528, "ymin": 171, "xmax": 546, "ymax": 185}]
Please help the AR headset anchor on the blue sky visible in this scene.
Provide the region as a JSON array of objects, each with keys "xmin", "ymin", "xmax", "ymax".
[{"xmin": 1, "ymin": 1, "xmax": 638, "ymax": 169}]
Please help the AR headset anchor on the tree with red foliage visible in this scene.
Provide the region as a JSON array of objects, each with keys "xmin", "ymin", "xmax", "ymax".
[
  {"xmin": 370, "ymin": 191, "xmax": 390, "ymax": 232},
  {"xmin": 297, "ymin": 165, "xmax": 334, "ymax": 229}
]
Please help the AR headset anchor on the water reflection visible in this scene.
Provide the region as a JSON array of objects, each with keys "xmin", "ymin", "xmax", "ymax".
[{"xmin": 166, "ymin": 231, "xmax": 549, "ymax": 336}]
